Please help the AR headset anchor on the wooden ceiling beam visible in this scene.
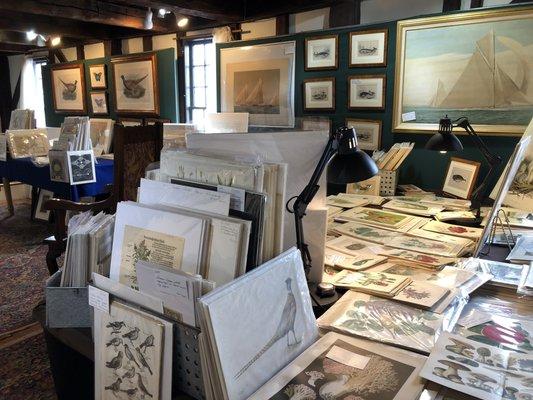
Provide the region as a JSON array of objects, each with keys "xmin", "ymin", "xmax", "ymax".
[
  {"xmin": 0, "ymin": 42, "xmax": 39, "ymax": 53},
  {"xmin": 0, "ymin": 1, "xmax": 174, "ymax": 32},
  {"xmin": 243, "ymin": 0, "xmax": 336, "ymax": 20},
  {"xmin": 0, "ymin": 31, "xmax": 44, "ymax": 47}
]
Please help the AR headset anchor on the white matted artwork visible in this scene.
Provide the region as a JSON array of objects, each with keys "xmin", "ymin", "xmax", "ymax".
[
  {"xmin": 220, "ymin": 41, "xmax": 296, "ymax": 127},
  {"xmin": 346, "ymin": 175, "xmax": 381, "ymax": 196},
  {"xmin": 89, "ymin": 118, "xmax": 114, "ymax": 154},
  {"xmin": 303, "ymin": 78, "xmax": 335, "ymax": 111},
  {"xmin": 346, "ymin": 118, "xmax": 382, "ymax": 150},
  {"xmin": 112, "ymin": 53, "xmax": 159, "ymax": 115},
  {"xmin": 89, "ymin": 64, "xmax": 106, "ymax": 89},
  {"xmin": 90, "ymin": 92, "xmax": 108, "ymax": 115},
  {"xmin": 348, "ymin": 75, "xmax": 386, "ymax": 109},
  {"xmin": 442, "ymin": 157, "xmax": 481, "ymax": 199},
  {"xmin": 349, "ymin": 28, "xmax": 388, "ymax": 67},
  {"xmin": 300, "ymin": 117, "xmax": 331, "ymax": 133},
  {"xmin": 35, "ymin": 189, "xmax": 53, "ymax": 221},
  {"xmin": 305, "ymin": 35, "xmax": 338, "ymax": 70},
  {"xmin": 50, "ymin": 63, "xmax": 86, "ymax": 113}
]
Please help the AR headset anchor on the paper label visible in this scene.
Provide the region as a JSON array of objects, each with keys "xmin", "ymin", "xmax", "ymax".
[
  {"xmin": 155, "ymin": 270, "xmax": 189, "ymax": 299},
  {"xmin": 88, "ymin": 285, "xmax": 109, "ymax": 313},
  {"xmin": 217, "ymin": 185, "xmax": 245, "ymax": 211},
  {"xmin": 402, "ymin": 111, "xmax": 416, "ymax": 122},
  {"xmin": 326, "ymin": 345, "xmax": 370, "ymax": 369},
  {"xmin": 458, "ymin": 312, "xmax": 492, "ymax": 328}
]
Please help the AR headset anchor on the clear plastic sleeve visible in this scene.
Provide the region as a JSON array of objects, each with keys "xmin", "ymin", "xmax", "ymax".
[{"xmin": 517, "ymin": 262, "xmax": 533, "ymax": 297}]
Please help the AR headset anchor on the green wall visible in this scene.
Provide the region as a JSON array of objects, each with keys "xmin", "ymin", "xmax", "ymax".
[
  {"xmin": 216, "ymin": 7, "xmax": 531, "ymax": 192},
  {"xmin": 42, "ymin": 48, "xmax": 177, "ymax": 127}
]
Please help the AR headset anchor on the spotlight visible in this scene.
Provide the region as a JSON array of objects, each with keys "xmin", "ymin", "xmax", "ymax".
[
  {"xmin": 177, "ymin": 17, "xmax": 189, "ymax": 28},
  {"xmin": 50, "ymin": 36, "xmax": 61, "ymax": 46},
  {"xmin": 26, "ymin": 30, "xmax": 37, "ymax": 41},
  {"xmin": 158, "ymin": 8, "xmax": 167, "ymax": 17},
  {"xmin": 144, "ymin": 8, "xmax": 153, "ymax": 30}
]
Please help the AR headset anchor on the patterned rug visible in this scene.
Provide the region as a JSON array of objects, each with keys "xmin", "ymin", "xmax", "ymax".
[
  {"xmin": 0, "ymin": 202, "xmax": 52, "ymax": 335},
  {"xmin": 0, "ymin": 333, "xmax": 56, "ymax": 400}
]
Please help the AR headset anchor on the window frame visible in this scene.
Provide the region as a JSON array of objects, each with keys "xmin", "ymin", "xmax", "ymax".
[{"xmin": 185, "ymin": 38, "xmax": 213, "ymax": 123}]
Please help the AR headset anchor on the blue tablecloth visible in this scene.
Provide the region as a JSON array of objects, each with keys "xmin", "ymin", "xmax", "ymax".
[{"xmin": 0, "ymin": 157, "xmax": 114, "ymax": 201}]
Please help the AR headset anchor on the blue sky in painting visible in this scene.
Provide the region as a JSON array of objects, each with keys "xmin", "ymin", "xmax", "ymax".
[{"xmin": 406, "ymin": 18, "xmax": 533, "ymax": 58}]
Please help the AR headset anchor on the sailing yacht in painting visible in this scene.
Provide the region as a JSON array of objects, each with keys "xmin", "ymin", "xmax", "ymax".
[
  {"xmin": 234, "ymin": 70, "xmax": 280, "ymax": 114},
  {"xmin": 400, "ymin": 14, "xmax": 533, "ymax": 128}
]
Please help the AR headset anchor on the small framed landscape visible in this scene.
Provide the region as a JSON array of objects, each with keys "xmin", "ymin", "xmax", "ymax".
[
  {"xmin": 303, "ymin": 77, "xmax": 335, "ymax": 111},
  {"xmin": 346, "ymin": 118, "xmax": 382, "ymax": 150},
  {"xmin": 348, "ymin": 75, "xmax": 385, "ymax": 110},
  {"xmin": 305, "ymin": 34, "xmax": 338, "ymax": 71},
  {"xmin": 90, "ymin": 92, "xmax": 108, "ymax": 115},
  {"xmin": 50, "ymin": 63, "xmax": 86, "ymax": 114},
  {"xmin": 442, "ymin": 157, "xmax": 481, "ymax": 199},
  {"xmin": 89, "ymin": 64, "xmax": 106, "ymax": 89},
  {"xmin": 349, "ymin": 28, "xmax": 388, "ymax": 67}
]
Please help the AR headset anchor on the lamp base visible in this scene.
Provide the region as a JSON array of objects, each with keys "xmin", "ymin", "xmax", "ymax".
[
  {"xmin": 444, "ymin": 217, "xmax": 483, "ymax": 228},
  {"xmin": 308, "ymin": 282, "xmax": 339, "ymax": 317}
]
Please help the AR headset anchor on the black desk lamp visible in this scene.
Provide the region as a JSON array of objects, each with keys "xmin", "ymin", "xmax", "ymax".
[
  {"xmin": 287, "ymin": 126, "xmax": 379, "ymax": 276},
  {"xmin": 425, "ymin": 116, "xmax": 501, "ymax": 222}
]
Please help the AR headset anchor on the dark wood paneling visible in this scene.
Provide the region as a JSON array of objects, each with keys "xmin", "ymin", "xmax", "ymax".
[
  {"xmin": 443, "ymin": 0, "xmax": 462, "ymax": 11},
  {"xmin": 276, "ymin": 15, "xmax": 289, "ymax": 35},
  {"xmin": 143, "ymin": 36, "xmax": 153, "ymax": 52},
  {"xmin": 329, "ymin": 0, "xmax": 360, "ymax": 27}
]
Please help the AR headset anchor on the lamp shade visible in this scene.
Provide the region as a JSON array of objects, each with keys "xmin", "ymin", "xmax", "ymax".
[
  {"xmin": 425, "ymin": 116, "xmax": 464, "ymax": 152},
  {"xmin": 327, "ymin": 127, "xmax": 379, "ymax": 184}
]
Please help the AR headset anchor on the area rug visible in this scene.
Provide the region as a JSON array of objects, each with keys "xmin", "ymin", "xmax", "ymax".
[{"xmin": 0, "ymin": 333, "xmax": 56, "ymax": 400}]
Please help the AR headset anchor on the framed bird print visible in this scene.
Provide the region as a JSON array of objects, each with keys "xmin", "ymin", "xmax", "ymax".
[
  {"xmin": 89, "ymin": 64, "xmax": 107, "ymax": 89},
  {"xmin": 50, "ymin": 63, "xmax": 86, "ymax": 114},
  {"xmin": 442, "ymin": 157, "xmax": 481, "ymax": 199},
  {"xmin": 90, "ymin": 92, "xmax": 108, "ymax": 115},
  {"xmin": 112, "ymin": 53, "xmax": 159, "ymax": 116}
]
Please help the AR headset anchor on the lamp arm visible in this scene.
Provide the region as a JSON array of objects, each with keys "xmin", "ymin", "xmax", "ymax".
[{"xmin": 287, "ymin": 135, "xmax": 337, "ymax": 275}]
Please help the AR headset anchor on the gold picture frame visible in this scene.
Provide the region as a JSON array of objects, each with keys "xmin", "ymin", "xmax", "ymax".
[
  {"xmin": 348, "ymin": 74, "xmax": 386, "ymax": 110},
  {"xmin": 349, "ymin": 28, "xmax": 388, "ymax": 68},
  {"xmin": 393, "ymin": 7, "xmax": 533, "ymax": 136},
  {"xmin": 304, "ymin": 34, "xmax": 338, "ymax": 71},
  {"xmin": 50, "ymin": 62, "xmax": 87, "ymax": 114},
  {"xmin": 303, "ymin": 77, "xmax": 336, "ymax": 111},
  {"xmin": 111, "ymin": 53, "xmax": 160, "ymax": 116},
  {"xmin": 346, "ymin": 118, "xmax": 382, "ymax": 150}
]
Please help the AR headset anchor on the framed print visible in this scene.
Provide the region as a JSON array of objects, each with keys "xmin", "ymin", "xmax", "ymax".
[
  {"xmin": 346, "ymin": 118, "xmax": 382, "ymax": 150},
  {"xmin": 442, "ymin": 157, "xmax": 481, "ymax": 199},
  {"xmin": 393, "ymin": 7, "xmax": 533, "ymax": 136},
  {"xmin": 305, "ymin": 34, "xmax": 338, "ymax": 70},
  {"xmin": 112, "ymin": 53, "xmax": 159, "ymax": 116},
  {"xmin": 349, "ymin": 28, "xmax": 388, "ymax": 67},
  {"xmin": 300, "ymin": 117, "xmax": 331, "ymax": 133},
  {"xmin": 346, "ymin": 175, "xmax": 381, "ymax": 196},
  {"xmin": 35, "ymin": 189, "xmax": 53, "ymax": 221},
  {"xmin": 90, "ymin": 92, "xmax": 108, "ymax": 115},
  {"xmin": 348, "ymin": 75, "xmax": 385, "ymax": 110},
  {"xmin": 89, "ymin": 64, "xmax": 106, "ymax": 89},
  {"xmin": 220, "ymin": 41, "xmax": 296, "ymax": 127},
  {"xmin": 50, "ymin": 63, "xmax": 86, "ymax": 113},
  {"xmin": 303, "ymin": 77, "xmax": 335, "ymax": 111},
  {"xmin": 67, "ymin": 150, "xmax": 96, "ymax": 185},
  {"xmin": 117, "ymin": 117, "xmax": 143, "ymax": 126}
]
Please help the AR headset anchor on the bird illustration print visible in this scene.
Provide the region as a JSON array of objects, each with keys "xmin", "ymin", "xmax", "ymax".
[
  {"xmin": 106, "ymin": 337, "xmax": 123, "ymax": 349},
  {"xmin": 135, "ymin": 346, "xmax": 153, "ymax": 376},
  {"xmin": 59, "ymin": 78, "xmax": 77, "ymax": 100},
  {"xmin": 106, "ymin": 321, "xmax": 125, "ymax": 334},
  {"xmin": 124, "ymin": 344, "xmax": 140, "ymax": 368},
  {"xmin": 140, "ymin": 334, "xmax": 154, "ymax": 353},
  {"xmin": 122, "ymin": 365, "xmax": 136, "ymax": 380},
  {"xmin": 121, "ymin": 74, "xmax": 148, "ymax": 99},
  {"xmin": 137, "ymin": 373, "xmax": 153, "ymax": 398},
  {"xmin": 104, "ymin": 377, "xmax": 122, "ymax": 395},
  {"xmin": 234, "ymin": 278, "xmax": 300, "ymax": 379},
  {"xmin": 122, "ymin": 327, "xmax": 140, "ymax": 343},
  {"xmin": 105, "ymin": 351, "xmax": 123, "ymax": 374}
]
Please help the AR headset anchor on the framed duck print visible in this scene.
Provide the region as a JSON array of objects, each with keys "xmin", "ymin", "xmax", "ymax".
[
  {"xmin": 303, "ymin": 77, "xmax": 335, "ymax": 111},
  {"xmin": 442, "ymin": 157, "xmax": 481, "ymax": 199},
  {"xmin": 89, "ymin": 64, "xmax": 106, "ymax": 89},
  {"xmin": 305, "ymin": 34, "xmax": 338, "ymax": 71},
  {"xmin": 349, "ymin": 28, "xmax": 388, "ymax": 67},
  {"xmin": 90, "ymin": 92, "xmax": 108, "ymax": 115},
  {"xmin": 50, "ymin": 63, "xmax": 86, "ymax": 114},
  {"xmin": 348, "ymin": 75, "xmax": 386, "ymax": 110},
  {"xmin": 346, "ymin": 118, "xmax": 382, "ymax": 150},
  {"xmin": 112, "ymin": 53, "xmax": 159, "ymax": 116}
]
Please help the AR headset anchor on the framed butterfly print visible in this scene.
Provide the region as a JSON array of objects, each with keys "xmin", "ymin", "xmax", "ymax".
[
  {"xmin": 89, "ymin": 64, "xmax": 107, "ymax": 89},
  {"xmin": 90, "ymin": 92, "xmax": 108, "ymax": 115}
]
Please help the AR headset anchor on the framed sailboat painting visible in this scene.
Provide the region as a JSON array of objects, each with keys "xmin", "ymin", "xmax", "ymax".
[
  {"xmin": 220, "ymin": 41, "xmax": 296, "ymax": 128},
  {"xmin": 393, "ymin": 7, "xmax": 533, "ymax": 136}
]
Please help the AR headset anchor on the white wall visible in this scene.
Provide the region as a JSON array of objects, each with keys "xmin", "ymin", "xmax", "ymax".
[
  {"xmin": 361, "ymin": 0, "xmax": 443, "ymax": 24},
  {"xmin": 61, "ymin": 47, "xmax": 77, "ymax": 62},
  {"xmin": 290, "ymin": 8, "xmax": 330, "ymax": 33},
  {"xmin": 241, "ymin": 18, "xmax": 277, "ymax": 40},
  {"xmin": 122, "ymin": 37, "xmax": 144, "ymax": 54},
  {"xmin": 153, "ymin": 33, "xmax": 177, "ymax": 59},
  {"xmin": 84, "ymin": 42, "xmax": 105, "ymax": 59}
]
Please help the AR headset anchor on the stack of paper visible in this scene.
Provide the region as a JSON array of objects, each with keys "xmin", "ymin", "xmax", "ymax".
[
  {"xmin": 383, "ymin": 199, "xmax": 444, "ymax": 217},
  {"xmin": 5, "ymin": 129, "xmax": 49, "ymax": 159},
  {"xmin": 326, "ymin": 195, "xmax": 369, "ymax": 209},
  {"xmin": 507, "ymin": 236, "xmax": 533, "ymax": 264},
  {"xmin": 9, "ymin": 109, "xmax": 35, "ymax": 129},
  {"xmin": 163, "ymin": 123, "xmax": 198, "ymax": 149},
  {"xmin": 61, "ymin": 211, "xmax": 115, "ymax": 287},
  {"xmin": 375, "ymin": 142, "xmax": 414, "ymax": 171},
  {"xmin": 435, "ymin": 210, "xmax": 477, "ymax": 222},
  {"xmin": 324, "ymin": 247, "xmax": 387, "ymax": 271},
  {"xmin": 421, "ymin": 220, "xmax": 482, "ymax": 240},
  {"xmin": 331, "ymin": 270, "xmax": 412, "ymax": 297},
  {"xmin": 197, "ymin": 248, "xmax": 318, "ymax": 400},
  {"xmin": 336, "ymin": 207, "xmax": 427, "ymax": 232},
  {"xmin": 379, "ymin": 248, "xmax": 456, "ymax": 270}
]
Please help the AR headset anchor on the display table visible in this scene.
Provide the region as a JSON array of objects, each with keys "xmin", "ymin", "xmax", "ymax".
[{"xmin": 0, "ymin": 157, "xmax": 114, "ymax": 215}]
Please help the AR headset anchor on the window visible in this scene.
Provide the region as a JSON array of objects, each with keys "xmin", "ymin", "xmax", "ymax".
[
  {"xmin": 184, "ymin": 39, "xmax": 216, "ymax": 125},
  {"xmin": 33, "ymin": 59, "xmax": 47, "ymax": 128}
]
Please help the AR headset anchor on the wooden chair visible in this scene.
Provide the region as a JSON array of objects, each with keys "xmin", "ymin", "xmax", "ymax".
[{"xmin": 43, "ymin": 122, "xmax": 164, "ymax": 274}]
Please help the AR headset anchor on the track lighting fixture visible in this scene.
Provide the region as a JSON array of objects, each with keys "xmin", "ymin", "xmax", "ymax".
[{"xmin": 144, "ymin": 7, "xmax": 154, "ymax": 30}]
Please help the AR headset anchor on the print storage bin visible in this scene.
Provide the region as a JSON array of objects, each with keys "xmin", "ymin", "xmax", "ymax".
[{"xmin": 379, "ymin": 169, "xmax": 399, "ymax": 196}]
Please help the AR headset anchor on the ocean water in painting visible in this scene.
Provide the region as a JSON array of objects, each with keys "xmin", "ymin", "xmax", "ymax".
[{"xmin": 403, "ymin": 106, "xmax": 533, "ymax": 125}]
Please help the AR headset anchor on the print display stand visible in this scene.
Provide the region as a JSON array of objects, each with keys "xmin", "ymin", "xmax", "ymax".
[
  {"xmin": 171, "ymin": 321, "xmax": 204, "ymax": 400},
  {"xmin": 479, "ymin": 208, "xmax": 515, "ymax": 257}
]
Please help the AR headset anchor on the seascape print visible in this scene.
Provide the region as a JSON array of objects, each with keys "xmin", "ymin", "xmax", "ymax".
[{"xmin": 234, "ymin": 69, "xmax": 280, "ymax": 115}]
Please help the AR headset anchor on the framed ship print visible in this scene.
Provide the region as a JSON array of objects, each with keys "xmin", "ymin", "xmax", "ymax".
[
  {"xmin": 220, "ymin": 41, "xmax": 296, "ymax": 128},
  {"xmin": 348, "ymin": 75, "xmax": 386, "ymax": 110},
  {"xmin": 305, "ymin": 34, "xmax": 338, "ymax": 70},
  {"xmin": 349, "ymin": 28, "xmax": 388, "ymax": 67},
  {"xmin": 442, "ymin": 157, "xmax": 481, "ymax": 199},
  {"xmin": 346, "ymin": 118, "xmax": 382, "ymax": 150},
  {"xmin": 50, "ymin": 63, "xmax": 86, "ymax": 114},
  {"xmin": 393, "ymin": 7, "xmax": 533, "ymax": 136},
  {"xmin": 112, "ymin": 53, "xmax": 159, "ymax": 116},
  {"xmin": 303, "ymin": 77, "xmax": 335, "ymax": 111},
  {"xmin": 89, "ymin": 64, "xmax": 106, "ymax": 89}
]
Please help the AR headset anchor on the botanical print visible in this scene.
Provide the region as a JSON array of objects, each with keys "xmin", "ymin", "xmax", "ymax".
[
  {"xmin": 485, "ymin": 260, "xmax": 524, "ymax": 286},
  {"xmin": 463, "ymin": 317, "xmax": 533, "ymax": 354},
  {"xmin": 269, "ymin": 339, "xmax": 414, "ymax": 400},
  {"xmin": 389, "ymin": 235, "xmax": 463, "ymax": 257},
  {"xmin": 422, "ymin": 220, "xmax": 482, "ymax": 240},
  {"xmin": 349, "ymin": 75, "xmax": 385, "ymax": 109},
  {"xmin": 51, "ymin": 64, "xmax": 86, "ymax": 112},
  {"xmin": 324, "ymin": 292, "xmax": 449, "ymax": 353},
  {"xmin": 335, "ymin": 223, "xmax": 397, "ymax": 245},
  {"xmin": 112, "ymin": 55, "xmax": 158, "ymax": 115},
  {"xmin": 326, "ymin": 235, "xmax": 380, "ymax": 256},
  {"xmin": 119, "ymin": 225, "xmax": 185, "ymax": 289},
  {"xmin": 326, "ymin": 195, "xmax": 368, "ymax": 209},
  {"xmin": 381, "ymin": 249, "xmax": 455, "ymax": 268},
  {"xmin": 350, "ymin": 29, "xmax": 387, "ymax": 67},
  {"xmin": 234, "ymin": 69, "xmax": 280, "ymax": 114},
  {"xmin": 394, "ymin": 281, "xmax": 450, "ymax": 309},
  {"xmin": 97, "ymin": 302, "xmax": 163, "ymax": 400},
  {"xmin": 395, "ymin": 9, "xmax": 533, "ymax": 134},
  {"xmin": 346, "ymin": 175, "xmax": 381, "ymax": 196},
  {"xmin": 339, "ymin": 208, "xmax": 411, "ymax": 229},
  {"xmin": 335, "ymin": 254, "xmax": 387, "ymax": 271},
  {"xmin": 332, "ymin": 270, "xmax": 409, "ymax": 294}
]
